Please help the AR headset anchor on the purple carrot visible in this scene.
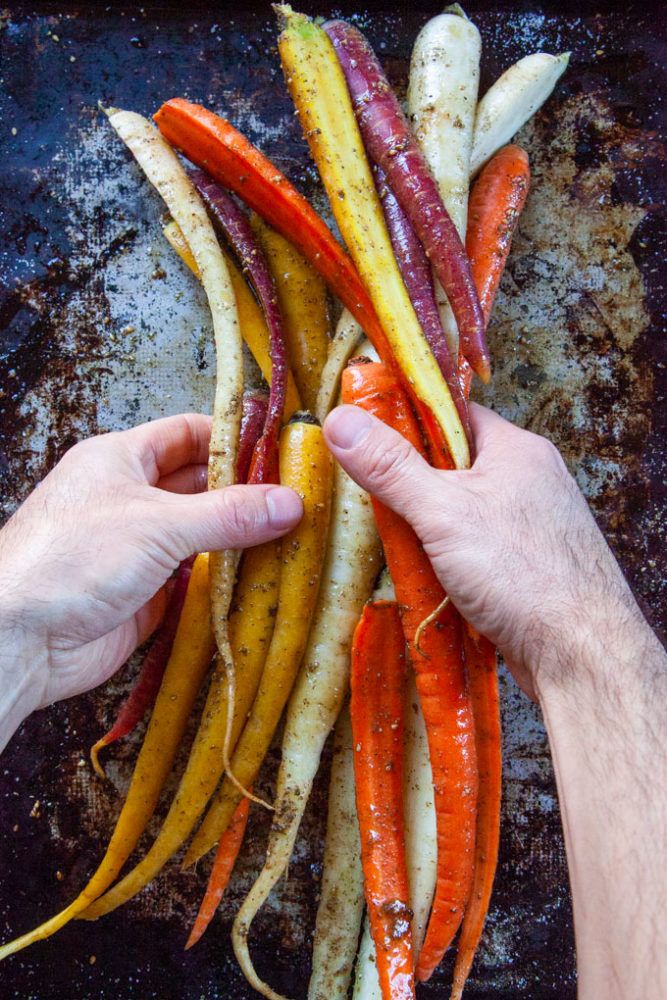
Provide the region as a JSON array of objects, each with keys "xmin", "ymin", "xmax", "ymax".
[
  {"xmin": 90, "ymin": 555, "xmax": 195, "ymax": 778},
  {"xmin": 89, "ymin": 390, "xmax": 267, "ymax": 779},
  {"xmin": 190, "ymin": 168, "xmax": 288, "ymax": 483},
  {"xmin": 373, "ymin": 163, "xmax": 471, "ymax": 443},
  {"xmin": 323, "ymin": 19, "xmax": 490, "ymax": 383},
  {"xmin": 237, "ymin": 389, "xmax": 269, "ymax": 485}
]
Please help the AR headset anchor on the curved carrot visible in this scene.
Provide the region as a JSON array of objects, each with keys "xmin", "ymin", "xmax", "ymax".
[
  {"xmin": 342, "ymin": 359, "xmax": 478, "ymax": 981},
  {"xmin": 451, "ymin": 627, "xmax": 501, "ymax": 1000},
  {"xmin": 162, "ymin": 219, "xmax": 302, "ymax": 420},
  {"xmin": 79, "ymin": 536, "xmax": 281, "ymax": 921},
  {"xmin": 350, "ymin": 600, "xmax": 415, "ymax": 1000},
  {"xmin": 154, "ymin": 97, "xmax": 390, "ymax": 361},
  {"xmin": 89, "ymin": 555, "xmax": 195, "ymax": 778},
  {"xmin": 185, "ymin": 793, "xmax": 251, "ymax": 950},
  {"xmin": 0, "ymin": 553, "xmax": 215, "ymax": 961},
  {"xmin": 190, "ymin": 170, "xmax": 288, "ymax": 485},
  {"xmin": 466, "ymin": 144, "xmax": 530, "ymax": 326}
]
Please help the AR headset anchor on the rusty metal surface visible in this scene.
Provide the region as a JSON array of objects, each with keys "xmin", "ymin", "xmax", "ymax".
[{"xmin": 0, "ymin": 2, "xmax": 664, "ymax": 998}]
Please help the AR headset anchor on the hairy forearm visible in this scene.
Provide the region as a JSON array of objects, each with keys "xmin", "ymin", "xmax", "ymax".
[{"xmin": 537, "ymin": 601, "xmax": 667, "ymax": 1000}]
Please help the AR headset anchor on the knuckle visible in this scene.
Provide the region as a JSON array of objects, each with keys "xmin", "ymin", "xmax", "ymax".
[
  {"xmin": 362, "ymin": 436, "xmax": 415, "ymax": 487},
  {"xmin": 219, "ymin": 489, "xmax": 261, "ymax": 538}
]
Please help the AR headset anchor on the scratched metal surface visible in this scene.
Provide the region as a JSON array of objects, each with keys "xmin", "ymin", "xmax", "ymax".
[{"xmin": 0, "ymin": 2, "xmax": 665, "ymax": 998}]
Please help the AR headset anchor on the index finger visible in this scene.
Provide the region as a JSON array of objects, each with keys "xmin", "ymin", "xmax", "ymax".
[{"xmin": 122, "ymin": 413, "xmax": 213, "ymax": 484}]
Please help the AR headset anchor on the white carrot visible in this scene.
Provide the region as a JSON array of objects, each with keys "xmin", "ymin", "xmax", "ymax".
[
  {"xmin": 352, "ymin": 915, "xmax": 382, "ymax": 1000},
  {"xmin": 315, "ymin": 309, "xmax": 363, "ymax": 423},
  {"xmin": 231, "ymin": 453, "xmax": 382, "ymax": 999},
  {"xmin": 407, "ymin": 8, "xmax": 481, "ymax": 361},
  {"xmin": 471, "ymin": 51, "xmax": 570, "ymax": 176},
  {"xmin": 105, "ymin": 108, "xmax": 243, "ymax": 776},
  {"xmin": 403, "ymin": 669, "xmax": 437, "ymax": 957},
  {"xmin": 308, "ymin": 706, "xmax": 365, "ymax": 1000}
]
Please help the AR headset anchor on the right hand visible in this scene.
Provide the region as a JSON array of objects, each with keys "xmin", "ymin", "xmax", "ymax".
[{"xmin": 324, "ymin": 401, "xmax": 641, "ymax": 700}]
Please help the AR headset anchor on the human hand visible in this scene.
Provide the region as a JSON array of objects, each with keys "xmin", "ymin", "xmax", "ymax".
[
  {"xmin": 324, "ymin": 401, "xmax": 643, "ymax": 700},
  {"xmin": 0, "ymin": 413, "xmax": 302, "ymax": 744}
]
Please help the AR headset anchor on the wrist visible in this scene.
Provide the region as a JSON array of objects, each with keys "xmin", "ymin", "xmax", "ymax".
[
  {"xmin": 527, "ymin": 555, "xmax": 655, "ymax": 703},
  {"xmin": 0, "ymin": 596, "xmax": 47, "ymax": 751}
]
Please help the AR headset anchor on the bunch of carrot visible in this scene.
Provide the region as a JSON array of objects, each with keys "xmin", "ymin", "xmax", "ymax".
[{"xmin": 0, "ymin": 5, "xmax": 568, "ymax": 999}]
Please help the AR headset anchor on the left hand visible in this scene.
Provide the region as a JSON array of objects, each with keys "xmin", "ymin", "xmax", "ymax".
[{"xmin": 0, "ymin": 413, "xmax": 302, "ymax": 746}]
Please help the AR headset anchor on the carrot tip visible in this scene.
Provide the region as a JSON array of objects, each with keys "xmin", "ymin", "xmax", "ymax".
[
  {"xmin": 90, "ymin": 739, "xmax": 109, "ymax": 779},
  {"xmin": 476, "ymin": 357, "xmax": 492, "ymax": 384}
]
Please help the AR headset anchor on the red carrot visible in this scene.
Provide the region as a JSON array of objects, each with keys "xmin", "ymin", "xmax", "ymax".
[
  {"xmin": 342, "ymin": 358, "xmax": 478, "ymax": 981},
  {"xmin": 323, "ymin": 19, "xmax": 489, "ymax": 383},
  {"xmin": 451, "ymin": 626, "xmax": 501, "ymax": 1000},
  {"xmin": 154, "ymin": 98, "xmax": 392, "ymax": 365},
  {"xmin": 190, "ymin": 170, "xmax": 287, "ymax": 484},
  {"xmin": 373, "ymin": 162, "xmax": 471, "ymax": 443},
  {"xmin": 185, "ymin": 794, "xmax": 251, "ymax": 950},
  {"xmin": 350, "ymin": 600, "xmax": 415, "ymax": 1000},
  {"xmin": 444, "ymin": 153, "xmax": 526, "ymax": 994},
  {"xmin": 89, "ymin": 555, "xmax": 195, "ymax": 778},
  {"xmin": 466, "ymin": 144, "xmax": 530, "ymax": 327},
  {"xmin": 236, "ymin": 391, "xmax": 269, "ymax": 486},
  {"xmin": 155, "ymin": 97, "xmax": 457, "ymax": 471}
]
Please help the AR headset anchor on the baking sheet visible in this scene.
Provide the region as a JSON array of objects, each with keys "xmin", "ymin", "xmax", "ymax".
[{"xmin": 1, "ymin": 2, "xmax": 665, "ymax": 998}]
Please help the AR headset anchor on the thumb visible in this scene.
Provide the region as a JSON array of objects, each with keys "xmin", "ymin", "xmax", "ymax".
[
  {"xmin": 149, "ymin": 483, "xmax": 303, "ymax": 560},
  {"xmin": 323, "ymin": 405, "xmax": 444, "ymax": 522}
]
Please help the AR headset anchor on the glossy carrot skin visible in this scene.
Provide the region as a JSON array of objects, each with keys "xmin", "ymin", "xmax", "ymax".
[
  {"xmin": 451, "ymin": 627, "xmax": 501, "ymax": 1000},
  {"xmin": 162, "ymin": 220, "xmax": 302, "ymax": 420},
  {"xmin": 466, "ymin": 144, "xmax": 530, "ymax": 326},
  {"xmin": 185, "ymin": 794, "xmax": 251, "ymax": 950},
  {"xmin": 156, "ymin": 96, "xmax": 459, "ymax": 472},
  {"xmin": 350, "ymin": 600, "xmax": 415, "ymax": 1000},
  {"xmin": 342, "ymin": 360, "xmax": 478, "ymax": 981},
  {"xmin": 154, "ymin": 98, "xmax": 391, "ymax": 360},
  {"xmin": 323, "ymin": 19, "xmax": 489, "ymax": 383}
]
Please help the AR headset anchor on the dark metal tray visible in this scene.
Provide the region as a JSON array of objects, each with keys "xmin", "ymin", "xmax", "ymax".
[{"xmin": 1, "ymin": 3, "xmax": 665, "ymax": 998}]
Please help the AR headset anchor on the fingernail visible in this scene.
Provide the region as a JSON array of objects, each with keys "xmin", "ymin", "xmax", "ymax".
[
  {"xmin": 325, "ymin": 405, "xmax": 372, "ymax": 450},
  {"xmin": 265, "ymin": 487, "xmax": 303, "ymax": 530}
]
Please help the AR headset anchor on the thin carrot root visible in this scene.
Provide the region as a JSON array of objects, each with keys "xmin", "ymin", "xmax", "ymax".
[
  {"xmin": 414, "ymin": 595, "xmax": 451, "ymax": 657},
  {"xmin": 185, "ymin": 793, "xmax": 251, "ymax": 951},
  {"xmin": 90, "ymin": 737, "xmax": 110, "ymax": 779}
]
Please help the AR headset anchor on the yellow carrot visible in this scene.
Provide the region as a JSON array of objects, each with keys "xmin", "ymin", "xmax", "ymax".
[
  {"xmin": 183, "ymin": 414, "xmax": 333, "ymax": 867},
  {"xmin": 0, "ymin": 554, "xmax": 214, "ymax": 960},
  {"xmin": 163, "ymin": 220, "xmax": 302, "ymax": 422},
  {"xmin": 251, "ymin": 215, "xmax": 331, "ymax": 411},
  {"xmin": 276, "ymin": 7, "xmax": 469, "ymax": 470},
  {"xmin": 80, "ymin": 540, "xmax": 281, "ymax": 920}
]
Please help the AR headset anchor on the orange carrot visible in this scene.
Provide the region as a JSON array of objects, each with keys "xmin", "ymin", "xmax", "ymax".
[
  {"xmin": 155, "ymin": 96, "xmax": 459, "ymax": 472},
  {"xmin": 185, "ymin": 794, "xmax": 251, "ymax": 951},
  {"xmin": 350, "ymin": 600, "xmax": 415, "ymax": 1000},
  {"xmin": 446, "ymin": 152, "xmax": 527, "ymax": 993},
  {"xmin": 451, "ymin": 626, "xmax": 501, "ymax": 1000},
  {"xmin": 466, "ymin": 144, "xmax": 530, "ymax": 326},
  {"xmin": 342, "ymin": 359, "xmax": 478, "ymax": 982}
]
